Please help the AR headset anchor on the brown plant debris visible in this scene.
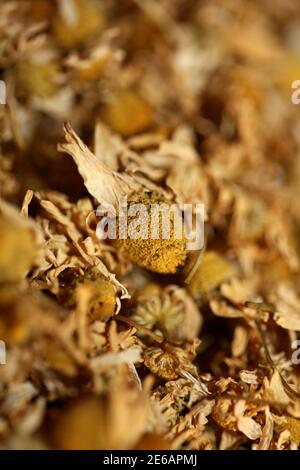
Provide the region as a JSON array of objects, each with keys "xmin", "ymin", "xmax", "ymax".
[{"xmin": 0, "ymin": 0, "xmax": 300, "ymax": 451}]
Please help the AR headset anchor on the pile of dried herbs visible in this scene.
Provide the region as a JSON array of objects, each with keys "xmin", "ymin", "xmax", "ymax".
[{"xmin": 1, "ymin": 0, "xmax": 300, "ymax": 450}]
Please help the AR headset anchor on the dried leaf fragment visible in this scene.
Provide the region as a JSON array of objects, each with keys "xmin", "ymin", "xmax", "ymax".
[{"xmin": 58, "ymin": 122, "xmax": 141, "ymax": 209}]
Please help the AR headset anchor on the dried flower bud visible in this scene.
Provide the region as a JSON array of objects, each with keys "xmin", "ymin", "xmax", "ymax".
[
  {"xmin": 186, "ymin": 251, "xmax": 236, "ymax": 297},
  {"xmin": 86, "ymin": 277, "xmax": 117, "ymax": 321},
  {"xmin": 132, "ymin": 283, "xmax": 201, "ymax": 341},
  {"xmin": 101, "ymin": 90, "xmax": 153, "ymax": 137},
  {"xmin": 63, "ymin": 273, "xmax": 117, "ymax": 321},
  {"xmin": 143, "ymin": 343, "xmax": 197, "ymax": 381},
  {"xmin": 144, "ymin": 346, "xmax": 180, "ymax": 380}
]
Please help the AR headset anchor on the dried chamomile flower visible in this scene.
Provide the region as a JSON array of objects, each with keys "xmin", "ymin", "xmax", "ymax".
[
  {"xmin": 113, "ymin": 191, "xmax": 186, "ymax": 274},
  {"xmin": 144, "ymin": 343, "xmax": 199, "ymax": 382},
  {"xmin": 144, "ymin": 346, "xmax": 180, "ymax": 380},
  {"xmin": 86, "ymin": 278, "xmax": 117, "ymax": 321},
  {"xmin": 186, "ymin": 251, "xmax": 236, "ymax": 297},
  {"xmin": 1, "ymin": 0, "xmax": 300, "ymax": 452},
  {"xmin": 0, "ymin": 212, "xmax": 36, "ymax": 283},
  {"xmin": 64, "ymin": 273, "xmax": 117, "ymax": 322},
  {"xmin": 131, "ymin": 283, "xmax": 201, "ymax": 341},
  {"xmin": 101, "ymin": 90, "xmax": 154, "ymax": 137},
  {"xmin": 59, "ymin": 124, "xmax": 186, "ymax": 274},
  {"xmin": 52, "ymin": 0, "xmax": 104, "ymax": 50}
]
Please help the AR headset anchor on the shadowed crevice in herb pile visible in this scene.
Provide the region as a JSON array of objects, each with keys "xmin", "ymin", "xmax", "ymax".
[{"xmin": 0, "ymin": 0, "xmax": 300, "ymax": 451}]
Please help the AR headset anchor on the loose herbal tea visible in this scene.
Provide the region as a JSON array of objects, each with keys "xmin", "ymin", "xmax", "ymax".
[{"xmin": 0, "ymin": 0, "xmax": 300, "ymax": 451}]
